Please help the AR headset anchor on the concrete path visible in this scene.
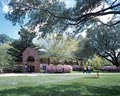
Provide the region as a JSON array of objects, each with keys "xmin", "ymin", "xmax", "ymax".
[
  {"xmin": 0, "ymin": 73, "xmax": 94, "ymax": 77},
  {"xmin": 0, "ymin": 73, "xmax": 119, "ymax": 77},
  {"xmin": 0, "ymin": 73, "xmax": 38, "ymax": 77}
]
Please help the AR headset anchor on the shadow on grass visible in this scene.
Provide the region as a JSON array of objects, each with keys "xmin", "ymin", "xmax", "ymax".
[{"xmin": 0, "ymin": 83, "xmax": 120, "ymax": 96}]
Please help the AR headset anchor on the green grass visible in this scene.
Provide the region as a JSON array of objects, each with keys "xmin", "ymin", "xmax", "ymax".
[{"xmin": 0, "ymin": 73, "xmax": 120, "ymax": 96}]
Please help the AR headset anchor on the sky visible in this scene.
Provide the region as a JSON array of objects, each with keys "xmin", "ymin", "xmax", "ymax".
[
  {"xmin": 0, "ymin": 13, "xmax": 20, "ymax": 39},
  {"xmin": 0, "ymin": 0, "xmax": 76, "ymax": 39},
  {"xmin": 0, "ymin": 0, "xmax": 20, "ymax": 39}
]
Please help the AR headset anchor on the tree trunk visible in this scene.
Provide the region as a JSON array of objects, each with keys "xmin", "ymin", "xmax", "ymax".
[
  {"xmin": 99, "ymin": 54, "xmax": 120, "ymax": 67},
  {"xmin": 97, "ymin": 70, "xmax": 99, "ymax": 78},
  {"xmin": 80, "ymin": 59, "xmax": 83, "ymax": 66},
  {"xmin": 115, "ymin": 62, "xmax": 120, "ymax": 67},
  {"xmin": 48, "ymin": 58, "xmax": 50, "ymax": 65},
  {"xmin": 113, "ymin": 59, "xmax": 120, "ymax": 67}
]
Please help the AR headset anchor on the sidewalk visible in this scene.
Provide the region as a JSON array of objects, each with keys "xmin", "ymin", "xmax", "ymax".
[
  {"xmin": 0, "ymin": 73, "xmax": 38, "ymax": 77},
  {"xmin": 0, "ymin": 72, "xmax": 119, "ymax": 77},
  {"xmin": 0, "ymin": 73, "xmax": 98, "ymax": 77}
]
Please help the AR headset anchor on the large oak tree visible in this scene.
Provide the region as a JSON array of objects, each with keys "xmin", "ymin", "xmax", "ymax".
[
  {"xmin": 4, "ymin": 0, "xmax": 120, "ymax": 35},
  {"xmin": 87, "ymin": 24, "xmax": 120, "ymax": 67}
]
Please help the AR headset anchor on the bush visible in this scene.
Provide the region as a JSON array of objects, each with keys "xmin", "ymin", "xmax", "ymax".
[
  {"xmin": 63, "ymin": 65, "xmax": 72, "ymax": 73},
  {"xmin": 2, "ymin": 65, "xmax": 23, "ymax": 73},
  {"xmin": 3, "ymin": 67, "xmax": 13, "ymax": 73},
  {"xmin": 46, "ymin": 64, "xmax": 72, "ymax": 73},
  {"xmin": 101, "ymin": 66, "xmax": 120, "ymax": 72},
  {"xmin": 72, "ymin": 65, "xmax": 84, "ymax": 71},
  {"xmin": 56, "ymin": 65, "xmax": 64, "ymax": 73},
  {"xmin": 13, "ymin": 65, "xmax": 22, "ymax": 73},
  {"xmin": 47, "ymin": 64, "xmax": 56, "ymax": 73}
]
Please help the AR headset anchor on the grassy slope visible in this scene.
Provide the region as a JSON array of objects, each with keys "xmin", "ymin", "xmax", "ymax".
[{"xmin": 0, "ymin": 73, "xmax": 120, "ymax": 96}]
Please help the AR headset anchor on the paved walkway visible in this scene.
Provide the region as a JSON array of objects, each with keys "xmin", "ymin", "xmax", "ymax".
[
  {"xmin": 0, "ymin": 73, "xmax": 119, "ymax": 77},
  {"xmin": 0, "ymin": 73, "xmax": 95, "ymax": 77},
  {"xmin": 0, "ymin": 73, "xmax": 38, "ymax": 77}
]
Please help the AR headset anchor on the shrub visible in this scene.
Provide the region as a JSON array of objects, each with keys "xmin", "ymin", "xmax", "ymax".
[
  {"xmin": 63, "ymin": 65, "xmax": 72, "ymax": 73},
  {"xmin": 2, "ymin": 65, "xmax": 22, "ymax": 73},
  {"xmin": 56, "ymin": 65, "xmax": 64, "ymax": 73},
  {"xmin": 46, "ymin": 64, "xmax": 73, "ymax": 73},
  {"xmin": 72, "ymin": 65, "xmax": 83, "ymax": 71},
  {"xmin": 13, "ymin": 65, "xmax": 22, "ymax": 73},
  {"xmin": 101, "ymin": 66, "xmax": 120, "ymax": 72},
  {"xmin": 47, "ymin": 64, "xmax": 56, "ymax": 73},
  {"xmin": 3, "ymin": 67, "xmax": 13, "ymax": 73}
]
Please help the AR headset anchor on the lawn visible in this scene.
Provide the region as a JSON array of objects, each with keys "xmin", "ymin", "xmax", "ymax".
[{"xmin": 0, "ymin": 73, "xmax": 120, "ymax": 96}]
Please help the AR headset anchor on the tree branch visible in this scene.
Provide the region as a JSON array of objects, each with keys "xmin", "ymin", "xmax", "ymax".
[
  {"xmin": 76, "ymin": 3, "xmax": 120, "ymax": 22},
  {"xmin": 17, "ymin": 2, "xmax": 75, "ymax": 21},
  {"xmin": 98, "ymin": 19, "xmax": 120, "ymax": 26},
  {"xmin": 98, "ymin": 53, "xmax": 114, "ymax": 64},
  {"xmin": 111, "ymin": 0, "xmax": 118, "ymax": 6},
  {"xmin": 11, "ymin": 1, "xmax": 120, "ymax": 26},
  {"xmin": 117, "ymin": 51, "xmax": 120, "ymax": 58}
]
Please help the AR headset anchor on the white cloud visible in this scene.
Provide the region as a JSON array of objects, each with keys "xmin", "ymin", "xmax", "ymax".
[
  {"xmin": 2, "ymin": 5, "xmax": 10, "ymax": 13},
  {"xmin": 1, "ymin": 0, "xmax": 11, "ymax": 13},
  {"xmin": 60, "ymin": 0, "xmax": 76, "ymax": 8}
]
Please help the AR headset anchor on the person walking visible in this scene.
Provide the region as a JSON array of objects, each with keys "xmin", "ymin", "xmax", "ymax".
[
  {"xmin": 87, "ymin": 64, "xmax": 91, "ymax": 73},
  {"xmin": 83, "ymin": 64, "xmax": 87, "ymax": 73},
  {"xmin": 24, "ymin": 64, "xmax": 28, "ymax": 73}
]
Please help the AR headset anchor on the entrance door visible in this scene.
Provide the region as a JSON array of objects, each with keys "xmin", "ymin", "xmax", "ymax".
[
  {"xmin": 28, "ymin": 65, "xmax": 35, "ymax": 72},
  {"xmin": 27, "ymin": 56, "xmax": 35, "ymax": 73}
]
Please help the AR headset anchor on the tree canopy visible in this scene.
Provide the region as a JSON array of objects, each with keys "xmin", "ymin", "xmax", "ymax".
[
  {"xmin": 86, "ymin": 24, "xmax": 120, "ymax": 67},
  {"xmin": 35, "ymin": 33, "xmax": 79, "ymax": 65},
  {"xmin": 75, "ymin": 37, "xmax": 94, "ymax": 61},
  {"xmin": 0, "ymin": 34, "xmax": 13, "ymax": 45},
  {"xmin": 3, "ymin": 0, "xmax": 120, "ymax": 66},
  {"xmin": 4, "ymin": 0, "xmax": 120, "ymax": 35},
  {"xmin": 0, "ymin": 44, "xmax": 14, "ymax": 69},
  {"xmin": 7, "ymin": 28, "xmax": 36, "ymax": 62}
]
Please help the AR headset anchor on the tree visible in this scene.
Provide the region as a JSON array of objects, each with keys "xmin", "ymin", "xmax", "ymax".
[
  {"xmin": 5, "ymin": 0, "xmax": 68, "ymax": 36},
  {"xmin": 75, "ymin": 37, "xmax": 94, "ymax": 63},
  {"xmin": 35, "ymin": 33, "xmax": 79, "ymax": 65},
  {"xmin": 0, "ymin": 34, "xmax": 13, "ymax": 45},
  {"xmin": 88, "ymin": 55, "xmax": 106, "ymax": 78},
  {"xmin": 7, "ymin": 28, "xmax": 36, "ymax": 62},
  {"xmin": 0, "ymin": 44, "xmax": 14, "ymax": 71},
  {"xmin": 87, "ymin": 24, "xmax": 120, "ymax": 67},
  {"xmin": 4, "ymin": 0, "xmax": 120, "ymax": 35}
]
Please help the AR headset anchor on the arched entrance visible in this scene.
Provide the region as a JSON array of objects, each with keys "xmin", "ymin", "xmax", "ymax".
[
  {"xmin": 22, "ymin": 47, "xmax": 40, "ymax": 73},
  {"xmin": 27, "ymin": 56, "xmax": 35, "ymax": 72}
]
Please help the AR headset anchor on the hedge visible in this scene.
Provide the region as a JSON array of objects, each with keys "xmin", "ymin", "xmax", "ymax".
[
  {"xmin": 101, "ymin": 66, "xmax": 120, "ymax": 72},
  {"xmin": 46, "ymin": 64, "xmax": 72, "ymax": 73}
]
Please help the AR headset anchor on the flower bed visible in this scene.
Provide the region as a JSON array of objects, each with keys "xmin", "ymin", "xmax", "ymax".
[
  {"xmin": 101, "ymin": 66, "xmax": 120, "ymax": 72},
  {"xmin": 47, "ymin": 64, "xmax": 72, "ymax": 73}
]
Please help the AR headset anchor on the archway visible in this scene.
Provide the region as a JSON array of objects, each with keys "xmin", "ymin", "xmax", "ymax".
[
  {"xmin": 27, "ymin": 56, "xmax": 35, "ymax": 72},
  {"xmin": 22, "ymin": 47, "xmax": 40, "ymax": 73}
]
